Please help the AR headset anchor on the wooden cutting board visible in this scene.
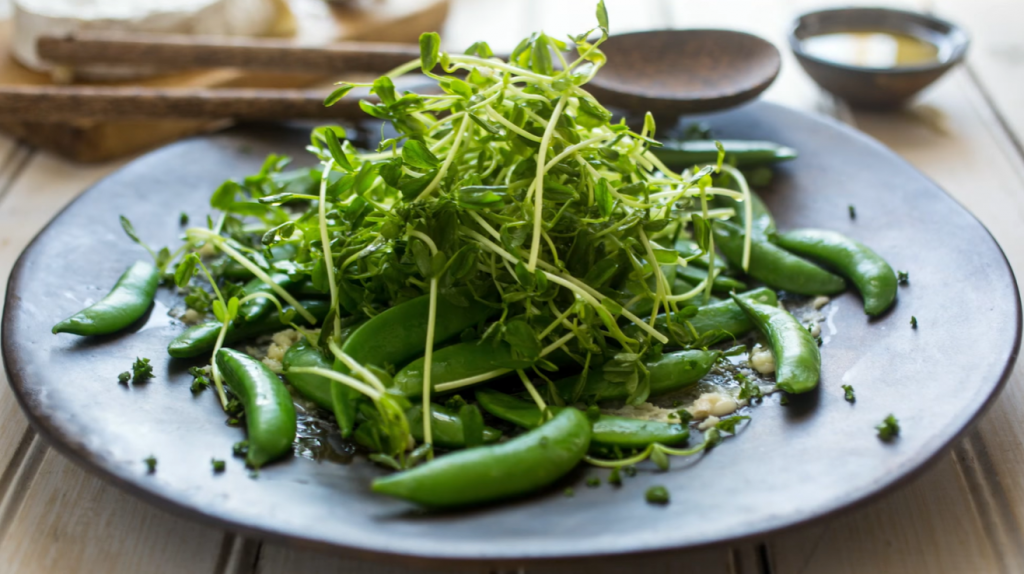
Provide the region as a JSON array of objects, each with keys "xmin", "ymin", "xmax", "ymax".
[{"xmin": 0, "ymin": 0, "xmax": 449, "ymax": 162}]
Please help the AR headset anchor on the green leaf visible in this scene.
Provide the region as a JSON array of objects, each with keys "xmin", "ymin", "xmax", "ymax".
[
  {"xmin": 174, "ymin": 253, "xmax": 200, "ymax": 288},
  {"xmin": 325, "ymin": 128, "xmax": 354, "ymax": 171},
  {"xmin": 650, "ymin": 447, "xmax": 669, "ymax": 471},
  {"xmin": 119, "ymin": 215, "xmax": 142, "ymax": 244},
  {"xmin": 378, "ymin": 157, "xmax": 404, "ymax": 187},
  {"xmin": 456, "ymin": 185, "xmax": 507, "ymax": 210},
  {"xmin": 419, "ymin": 32, "xmax": 441, "ymax": 73},
  {"xmin": 465, "ymin": 41, "xmax": 494, "ymax": 59},
  {"xmin": 210, "ymin": 181, "xmax": 240, "ymax": 210},
  {"xmin": 596, "ymin": 0, "xmax": 609, "ymax": 32},
  {"xmin": 715, "ymin": 140, "xmax": 726, "ymax": 172},
  {"xmin": 504, "ymin": 319, "xmax": 542, "ymax": 361},
  {"xmin": 531, "ymin": 34, "xmax": 554, "ymax": 75},
  {"xmin": 212, "ymin": 299, "xmax": 227, "ymax": 323},
  {"xmin": 402, "ymin": 140, "xmax": 441, "ymax": 170},
  {"xmin": 371, "ymin": 76, "xmax": 397, "ymax": 106},
  {"xmin": 324, "ymin": 83, "xmax": 354, "ymax": 106},
  {"xmin": 155, "ymin": 247, "xmax": 172, "ymax": 270},
  {"xmin": 691, "ymin": 214, "xmax": 711, "ymax": 252},
  {"xmin": 410, "ymin": 239, "xmax": 433, "ymax": 278},
  {"xmin": 514, "ymin": 260, "xmax": 536, "ymax": 290},
  {"xmin": 226, "ymin": 297, "xmax": 240, "ymax": 322},
  {"xmin": 468, "ymin": 112, "xmax": 501, "ymax": 135}
]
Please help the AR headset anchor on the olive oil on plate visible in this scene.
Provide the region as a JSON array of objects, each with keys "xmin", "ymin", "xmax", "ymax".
[{"xmin": 801, "ymin": 31, "xmax": 943, "ymax": 68}]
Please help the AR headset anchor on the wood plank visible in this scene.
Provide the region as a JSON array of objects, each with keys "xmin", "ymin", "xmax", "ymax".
[
  {"xmin": 0, "ymin": 448, "xmax": 226, "ymax": 573},
  {"xmin": 769, "ymin": 455, "xmax": 999, "ymax": 573},
  {"xmin": 933, "ymin": 0, "xmax": 1024, "ymax": 152},
  {"xmin": 0, "ymin": 153, "xmax": 125, "ymax": 496},
  {"xmin": 256, "ymin": 543, "xmax": 732, "ymax": 574}
]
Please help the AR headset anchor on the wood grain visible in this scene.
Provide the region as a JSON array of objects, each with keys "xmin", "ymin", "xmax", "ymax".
[
  {"xmin": 1, "ymin": 0, "xmax": 1024, "ymax": 572},
  {"xmin": 0, "ymin": 450, "xmax": 225, "ymax": 574},
  {"xmin": 36, "ymin": 33, "xmax": 421, "ymax": 76}
]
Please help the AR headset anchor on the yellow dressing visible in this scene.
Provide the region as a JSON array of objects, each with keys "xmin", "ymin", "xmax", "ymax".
[{"xmin": 801, "ymin": 31, "xmax": 941, "ymax": 68}]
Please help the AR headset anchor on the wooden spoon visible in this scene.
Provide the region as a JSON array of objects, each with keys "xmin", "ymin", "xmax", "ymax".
[{"xmin": 587, "ymin": 29, "xmax": 782, "ymax": 117}]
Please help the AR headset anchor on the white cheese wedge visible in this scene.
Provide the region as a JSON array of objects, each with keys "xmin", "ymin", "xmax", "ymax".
[{"xmin": 12, "ymin": 0, "xmax": 295, "ymax": 74}]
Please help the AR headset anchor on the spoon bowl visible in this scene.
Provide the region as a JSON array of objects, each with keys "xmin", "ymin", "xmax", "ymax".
[{"xmin": 587, "ymin": 29, "xmax": 781, "ymax": 118}]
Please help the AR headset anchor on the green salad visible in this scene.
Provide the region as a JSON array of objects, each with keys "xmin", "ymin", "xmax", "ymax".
[{"xmin": 52, "ymin": 2, "xmax": 898, "ymax": 508}]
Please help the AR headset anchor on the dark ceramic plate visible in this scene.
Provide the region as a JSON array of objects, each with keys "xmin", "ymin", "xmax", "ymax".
[{"xmin": 3, "ymin": 102, "xmax": 1019, "ymax": 568}]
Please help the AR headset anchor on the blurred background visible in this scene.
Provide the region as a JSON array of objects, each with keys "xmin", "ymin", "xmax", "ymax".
[{"xmin": 0, "ymin": 1, "xmax": 1021, "ymax": 573}]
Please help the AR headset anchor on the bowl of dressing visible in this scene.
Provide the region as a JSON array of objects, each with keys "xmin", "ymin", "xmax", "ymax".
[{"xmin": 789, "ymin": 7, "xmax": 969, "ymax": 107}]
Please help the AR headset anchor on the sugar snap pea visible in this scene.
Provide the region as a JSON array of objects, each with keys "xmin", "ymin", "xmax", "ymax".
[
  {"xmin": 406, "ymin": 404, "xmax": 502, "ymax": 448},
  {"xmin": 624, "ymin": 287, "xmax": 776, "ymax": 346},
  {"xmin": 731, "ymin": 295, "xmax": 820, "ymax": 394},
  {"xmin": 372, "ymin": 408, "xmax": 591, "ymax": 507},
  {"xmin": 281, "ymin": 327, "xmax": 364, "ymax": 410},
  {"xmin": 168, "ymin": 299, "xmax": 331, "ymax": 359},
  {"xmin": 714, "ymin": 188, "xmax": 776, "ymax": 237},
  {"xmin": 676, "ymin": 264, "xmax": 747, "ymax": 294},
  {"xmin": 216, "ymin": 348, "xmax": 296, "ymax": 468},
  {"xmin": 238, "ymin": 273, "xmax": 295, "ymax": 322},
  {"xmin": 775, "ymin": 229, "xmax": 897, "ymax": 316},
  {"xmin": 332, "ymin": 291, "xmax": 498, "ymax": 437},
  {"xmin": 652, "ymin": 140, "xmax": 798, "ymax": 168},
  {"xmin": 393, "ymin": 340, "xmax": 533, "ymax": 397},
  {"xmin": 53, "ymin": 261, "xmax": 159, "ymax": 336},
  {"xmin": 713, "ymin": 220, "xmax": 846, "ymax": 296},
  {"xmin": 476, "ymin": 389, "xmax": 689, "ymax": 449},
  {"xmin": 553, "ymin": 349, "xmax": 719, "ymax": 402}
]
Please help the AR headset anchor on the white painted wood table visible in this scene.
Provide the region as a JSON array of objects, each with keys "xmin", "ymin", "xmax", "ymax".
[{"xmin": 1, "ymin": 0, "xmax": 1022, "ymax": 572}]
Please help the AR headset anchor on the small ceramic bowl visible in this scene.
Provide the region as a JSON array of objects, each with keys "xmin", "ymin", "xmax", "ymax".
[{"xmin": 789, "ymin": 8, "xmax": 969, "ymax": 108}]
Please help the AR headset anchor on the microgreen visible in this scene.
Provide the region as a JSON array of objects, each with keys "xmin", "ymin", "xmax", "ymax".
[{"xmin": 161, "ymin": 5, "xmax": 756, "ymax": 464}]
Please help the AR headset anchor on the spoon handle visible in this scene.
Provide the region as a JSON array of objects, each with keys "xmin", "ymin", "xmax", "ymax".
[{"xmin": 36, "ymin": 31, "xmax": 422, "ymax": 75}]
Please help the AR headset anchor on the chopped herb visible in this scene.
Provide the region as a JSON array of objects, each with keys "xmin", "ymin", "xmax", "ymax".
[
  {"xmin": 117, "ymin": 371, "xmax": 131, "ymax": 385},
  {"xmin": 232, "ymin": 440, "xmax": 249, "ymax": 457},
  {"xmin": 226, "ymin": 418, "xmax": 241, "ymax": 427},
  {"xmin": 211, "ymin": 458, "xmax": 226, "ymax": 472},
  {"xmin": 676, "ymin": 409, "xmax": 694, "ymax": 424},
  {"xmin": 608, "ymin": 468, "xmax": 622, "ymax": 486},
  {"xmin": 738, "ymin": 377, "xmax": 763, "ymax": 401},
  {"xmin": 225, "ymin": 398, "xmax": 244, "ymax": 417},
  {"xmin": 848, "ymin": 204, "xmax": 856, "ymax": 219},
  {"xmin": 189, "ymin": 366, "xmax": 211, "ymax": 394},
  {"xmin": 910, "ymin": 316, "xmax": 918, "ymax": 329},
  {"xmin": 179, "ymin": 212, "xmax": 189, "ymax": 226},
  {"xmin": 876, "ymin": 414, "xmax": 900, "ymax": 441},
  {"xmin": 564, "ymin": 487, "xmax": 575, "ymax": 498},
  {"xmin": 780, "ymin": 394, "xmax": 790, "ymax": 406},
  {"xmin": 645, "ymin": 485, "xmax": 670, "ymax": 505},
  {"xmin": 143, "ymin": 455, "xmax": 157, "ymax": 473},
  {"xmin": 586, "ymin": 476, "xmax": 601, "ymax": 488},
  {"xmin": 842, "ymin": 385, "xmax": 856, "ymax": 403},
  {"xmin": 623, "ymin": 465, "xmax": 637, "ymax": 477},
  {"xmin": 897, "ymin": 270, "xmax": 909, "ymax": 285},
  {"xmin": 131, "ymin": 357, "xmax": 154, "ymax": 382},
  {"xmin": 715, "ymin": 415, "xmax": 750, "ymax": 434}
]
